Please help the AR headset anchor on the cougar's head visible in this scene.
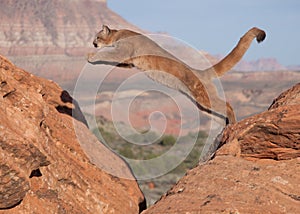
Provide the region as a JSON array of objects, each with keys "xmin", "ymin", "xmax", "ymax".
[{"xmin": 93, "ymin": 25, "xmax": 114, "ymax": 48}]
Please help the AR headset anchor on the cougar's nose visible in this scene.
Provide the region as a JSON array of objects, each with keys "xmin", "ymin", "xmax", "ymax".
[{"xmin": 93, "ymin": 41, "xmax": 98, "ymax": 48}]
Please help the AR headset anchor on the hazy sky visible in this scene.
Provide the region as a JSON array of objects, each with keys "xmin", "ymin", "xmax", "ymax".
[{"xmin": 108, "ymin": 0, "xmax": 300, "ymax": 66}]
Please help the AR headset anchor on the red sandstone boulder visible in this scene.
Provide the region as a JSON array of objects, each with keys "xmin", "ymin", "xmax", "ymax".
[
  {"xmin": 0, "ymin": 55, "xmax": 145, "ymax": 213},
  {"xmin": 143, "ymin": 83, "xmax": 300, "ymax": 213}
]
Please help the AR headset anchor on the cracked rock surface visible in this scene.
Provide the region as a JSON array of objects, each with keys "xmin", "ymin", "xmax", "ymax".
[
  {"xmin": 0, "ymin": 55, "xmax": 145, "ymax": 213},
  {"xmin": 143, "ymin": 83, "xmax": 300, "ymax": 214}
]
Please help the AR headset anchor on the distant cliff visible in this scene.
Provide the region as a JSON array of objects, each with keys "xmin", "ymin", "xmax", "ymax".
[
  {"xmin": 209, "ymin": 54, "xmax": 289, "ymax": 71},
  {"xmin": 234, "ymin": 57, "xmax": 287, "ymax": 71},
  {"xmin": 0, "ymin": 0, "xmax": 141, "ymax": 55},
  {"xmin": 0, "ymin": 0, "xmax": 142, "ymax": 86}
]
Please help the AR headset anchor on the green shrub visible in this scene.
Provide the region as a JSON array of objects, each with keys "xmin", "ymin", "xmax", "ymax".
[
  {"xmin": 119, "ymin": 144, "xmax": 135, "ymax": 159},
  {"xmin": 159, "ymin": 135, "xmax": 176, "ymax": 146}
]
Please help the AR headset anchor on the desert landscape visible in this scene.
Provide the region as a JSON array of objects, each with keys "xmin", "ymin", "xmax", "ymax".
[{"xmin": 0, "ymin": 0, "xmax": 299, "ymax": 213}]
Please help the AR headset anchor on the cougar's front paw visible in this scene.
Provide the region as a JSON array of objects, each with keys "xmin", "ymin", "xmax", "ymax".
[{"xmin": 86, "ymin": 52, "xmax": 96, "ymax": 62}]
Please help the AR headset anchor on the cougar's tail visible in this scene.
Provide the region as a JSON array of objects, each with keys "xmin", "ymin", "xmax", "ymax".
[{"xmin": 206, "ymin": 27, "xmax": 266, "ymax": 76}]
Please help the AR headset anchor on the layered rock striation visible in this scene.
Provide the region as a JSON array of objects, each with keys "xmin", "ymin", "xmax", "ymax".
[
  {"xmin": 143, "ymin": 83, "xmax": 300, "ymax": 213},
  {"xmin": 0, "ymin": 0, "xmax": 142, "ymax": 86}
]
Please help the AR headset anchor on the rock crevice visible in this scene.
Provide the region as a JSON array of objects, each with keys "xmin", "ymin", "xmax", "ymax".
[
  {"xmin": 143, "ymin": 82, "xmax": 300, "ymax": 214},
  {"xmin": 0, "ymin": 55, "xmax": 145, "ymax": 213}
]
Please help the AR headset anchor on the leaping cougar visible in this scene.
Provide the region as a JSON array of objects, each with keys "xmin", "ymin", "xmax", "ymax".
[{"xmin": 87, "ymin": 25, "xmax": 266, "ymax": 124}]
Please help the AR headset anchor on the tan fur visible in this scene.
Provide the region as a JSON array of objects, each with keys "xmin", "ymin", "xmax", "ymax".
[{"xmin": 87, "ymin": 25, "xmax": 266, "ymax": 124}]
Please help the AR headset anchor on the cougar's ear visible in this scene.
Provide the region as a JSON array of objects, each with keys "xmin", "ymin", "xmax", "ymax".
[{"xmin": 102, "ymin": 25, "xmax": 111, "ymax": 35}]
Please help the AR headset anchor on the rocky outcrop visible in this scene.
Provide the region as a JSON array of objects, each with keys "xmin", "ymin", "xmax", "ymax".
[
  {"xmin": 0, "ymin": 55, "xmax": 145, "ymax": 213},
  {"xmin": 143, "ymin": 83, "xmax": 300, "ymax": 213},
  {"xmin": 218, "ymin": 82, "xmax": 300, "ymax": 160}
]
